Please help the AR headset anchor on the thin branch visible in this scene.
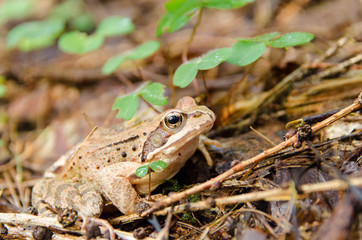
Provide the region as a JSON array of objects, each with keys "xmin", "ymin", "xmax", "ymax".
[
  {"xmin": 308, "ymin": 53, "xmax": 362, "ymax": 82},
  {"xmin": 0, "ymin": 213, "xmax": 154, "ymax": 240},
  {"xmin": 153, "ymin": 176, "xmax": 362, "ymax": 216}
]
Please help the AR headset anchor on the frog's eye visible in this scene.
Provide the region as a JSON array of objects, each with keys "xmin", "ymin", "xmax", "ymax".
[{"xmin": 163, "ymin": 112, "xmax": 184, "ymax": 130}]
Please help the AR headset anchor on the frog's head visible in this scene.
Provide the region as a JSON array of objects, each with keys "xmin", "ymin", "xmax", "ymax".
[{"xmin": 141, "ymin": 97, "xmax": 215, "ymax": 164}]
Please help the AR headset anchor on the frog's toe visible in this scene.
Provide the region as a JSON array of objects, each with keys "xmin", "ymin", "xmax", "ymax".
[{"xmin": 57, "ymin": 207, "xmax": 78, "ymax": 227}]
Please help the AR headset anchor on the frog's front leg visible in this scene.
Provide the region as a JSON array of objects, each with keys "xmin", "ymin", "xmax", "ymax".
[
  {"xmin": 198, "ymin": 134, "xmax": 221, "ymax": 166},
  {"xmin": 95, "ymin": 164, "xmax": 141, "ymax": 215},
  {"xmin": 32, "ymin": 178, "xmax": 104, "ymax": 218}
]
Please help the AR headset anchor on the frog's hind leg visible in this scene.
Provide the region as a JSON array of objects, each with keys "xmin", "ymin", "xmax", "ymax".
[
  {"xmin": 95, "ymin": 168, "xmax": 141, "ymax": 215},
  {"xmin": 32, "ymin": 179, "xmax": 104, "ymax": 218}
]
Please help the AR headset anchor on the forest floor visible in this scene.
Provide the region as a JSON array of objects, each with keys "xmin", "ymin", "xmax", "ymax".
[{"xmin": 0, "ymin": 0, "xmax": 361, "ymax": 239}]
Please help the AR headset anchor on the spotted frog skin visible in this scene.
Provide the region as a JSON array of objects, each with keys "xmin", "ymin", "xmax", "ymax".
[{"xmin": 32, "ymin": 96, "xmax": 215, "ymax": 217}]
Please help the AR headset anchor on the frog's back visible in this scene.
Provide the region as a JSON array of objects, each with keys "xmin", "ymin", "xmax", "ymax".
[{"xmin": 62, "ymin": 123, "xmax": 154, "ymax": 179}]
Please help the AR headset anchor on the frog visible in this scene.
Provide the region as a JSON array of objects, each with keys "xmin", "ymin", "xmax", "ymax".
[{"xmin": 32, "ymin": 96, "xmax": 216, "ymax": 217}]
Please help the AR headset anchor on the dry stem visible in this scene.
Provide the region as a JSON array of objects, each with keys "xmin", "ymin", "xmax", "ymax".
[
  {"xmin": 155, "ymin": 176, "xmax": 362, "ymax": 215},
  {"xmin": 0, "ymin": 213, "xmax": 154, "ymax": 240}
]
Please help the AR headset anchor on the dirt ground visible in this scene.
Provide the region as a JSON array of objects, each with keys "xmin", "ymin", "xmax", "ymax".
[{"xmin": 0, "ymin": 0, "xmax": 361, "ymax": 239}]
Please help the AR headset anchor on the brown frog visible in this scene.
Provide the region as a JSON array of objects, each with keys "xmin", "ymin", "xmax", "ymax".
[{"xmin": 32, "ymin": 96, "xmax": 215, "ymax": 217}]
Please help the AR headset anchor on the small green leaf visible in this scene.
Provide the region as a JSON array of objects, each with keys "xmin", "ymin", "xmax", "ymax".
[
  {"xmin": 165, "ymin": 0, "xmax": 187, "ymax": 11},
  {"xmin": 180, "ymin": 213, "xmax": 197, "ymax": 223},
  {"xmin": 269, "ymin": 32, "xmax": 314, "ymax": 48},
  {"xmin": 203, "ymin": 0, "xmax": 254, "ymax": 9},
  {"xmin": 226, "ymin": 40, "xmax": 266, "ymax": 66},
  {"xmin": 96, "ymin": 16, "xmax": 134, "ymax": 37},
  {"xmin": 140, "ymin": 83, "xmax": 168, "ymax": 106},
  {"xmin": 156, "ymin": 0, "xmax": 201, "ymax": 36},
  {"xmin": 112, "ymin": 93, "xmax": 139, "ymax": 120},
  {"xmin": 0, "ymin": 85, "xmax": 6, "ymax": 97},
  {"xmin": 6, "ymin": 19, "xmax": 65, "ymax": 51},
  {"xmin": 126, "ymin": 40, "xmax": 161, "ymax": 60},
  {"xmin": 173, "ymin": 60, "xmax": 199, "ymax": 88},
  {"xmin": 102, "ymin": 41, "xmax": 160, "ymax": 75},
  {"xmin": 0, "ymin": 75, "xmax": 6, "ymax": 97},
  {"xmin": 149, "ymin": 161, "xmax": 167, "ymax": 172},
  {"xmin": 58, "ymin": 31, "xmax": 103, "ymax": 54},
  {"xmin": 241, "ymin": 32, "xmax": 280, "ymax": 42},
  {"xmin": 50, "ymin": 0, "xmax": 83, "ymax": 21},
  {"xmin": 0, "ymin": 76, "xmax": 5, "ymax": 84},
  {"xmin": 136, "ymin": 165, "xmax": 149, "ymax": 178},
  {"xmin": 0, "ymin": 0, "xmax": 33, "ymax": 25},
  {"xmin": 102, "ymin": 55, "xmax": 127, "ymax": 75},
  {"xmin": 69, "ymin": 13, "xmax": 95, "ymax": 32},
  {"xmin": 188, "ymin": 193, "xmax": 201, "ymax": 202},
  {"xmin": 197, "ymin": 48, "xmax": 231, "ymax": 70}
]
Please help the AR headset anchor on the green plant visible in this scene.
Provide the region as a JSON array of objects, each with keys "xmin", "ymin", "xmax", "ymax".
[
  {"xmin": 154, "ymin": 0, "xmax": 314, "ymax": 89},
  {"xmin": 135, "ymin": 160, "xmax": 168, "ymax": 178},
  {"xmin": 163, "ymin": 179, "xmax": 181, "ymax": 192},
  {"xmin": 6, "ymin": 18, "xmax": 65, "ymax": 52},
  {"xmin": 6, "ymin": 0, "xmax": 87, "ymax": 52},
  {"xmin": 112, "ymin": 81, "xmax": 168, "ymax": 120},
  {"xmin": 173, "ymin": 32, "xmax": 314, "ymax": 88},
  {"xmin": 59, "ymin": 16, "xmax": 134, "ymax": 54},
  {"xmin": 156, "ymin": 0, "xmax": 255, "ymax": 37},
  {"xmin": 0, "ymin": 0, "xmax": 34, "ymax": 26},
  {"xmin": 5, "ymin": 0, "xmax": 134, "ymax": 53},
  {"xmin": 135, "ymin": 160, "xmax": 167, "ymax": 198},
  {"xmin": 102, "ymin": 40, "xmax": 160, "ymax": 75},
  {"xmin": 107, "ymin": 0, "xmax": 314, "ymax": 120},
  {"xmin": 0, "ymin": 76, "xmax": 7, "ymax": 97},
  {"xmin": 180, "ymin": 213, "xmax": 197, "ymax": 224}
]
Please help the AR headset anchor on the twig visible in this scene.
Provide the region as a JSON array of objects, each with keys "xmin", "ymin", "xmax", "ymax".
[
  {"xmin": 308, "ymin": 53, "xmax": 362, "ymax": 82},
  {"xmin": 199, "ymin": 227, "xmax": 210, "ymax": 240},
  {"xmin": 0, "ymin": 213, "xmax": 152, "ymax": 240},
  {"xmin": 142, "ymin": 93, "xmax": 362, "ymax": 216},
  {"xmin": 311, "ymin": 36, "xmax": 348, "ymax": 64},
  {"xmin": 249, "ymin": 126, "xmax": 276, "ymax": 146},
  {"xmin": 3, "ymin": 171, "xmax": 21, "ymax": 208},
  {"xmin": 304, "ymin": 139, "xmax": 362, "ymax": 203},
  {"xmin": 156, "ymin": 208, "xmax": 173, "ymax": 240},
  {"xmin": 244, "ymin": 203, "xmax": 281, "ymax": 237},
  {"xmin": 9, "ymin": 166, "xmax": 26, "ymax": 208},
  {"xmin": 215, "ymin": 64, "xmax": 308, "ymax": 135},
  {"xmin": 153, "ymin": 176, "xmax": 362, "ymax": 216}
]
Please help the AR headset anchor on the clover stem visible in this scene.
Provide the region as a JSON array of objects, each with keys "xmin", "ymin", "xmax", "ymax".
[
  {"xmin": 201, "ymin": 71, "xmax": 212, "ymax": 106},
  {"xmin": 132, "ymin": 60, "xmax": 146, "ymax": 82},
  {"xmin": 182, "ymin": 7, "xmax": 203, "ymax": 62},
  {"xmin": 181, "ymin": 7, "xmax": 203, "ymax": 95},
  {"xmin": 147, "ymin": 166, "xmax": 154, "ymax": 201},
  {"xmin": 140, "ymin": 95, "xmax": 161, "ymax": 114}
]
